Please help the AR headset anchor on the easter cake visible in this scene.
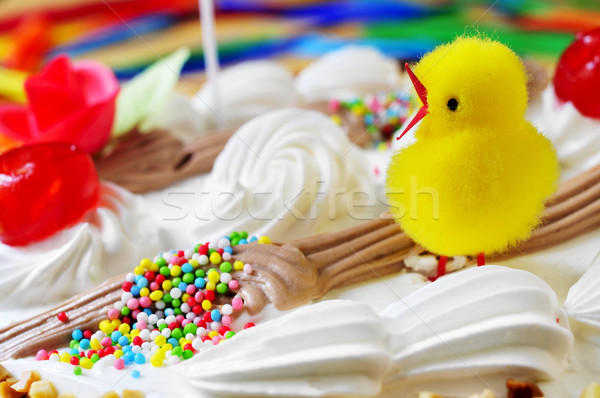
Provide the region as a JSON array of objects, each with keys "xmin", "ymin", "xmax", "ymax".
[{"xmin": 1, "ymin": 32, "xmax": 600, "ymax": 398}]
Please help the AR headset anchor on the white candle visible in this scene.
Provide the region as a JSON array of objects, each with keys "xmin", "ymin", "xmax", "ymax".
[{"xmin": 199, "ymin": 0, "xmax": 223, "ymax": 128}]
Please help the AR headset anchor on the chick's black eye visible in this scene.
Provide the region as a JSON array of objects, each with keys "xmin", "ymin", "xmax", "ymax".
[{"xmin": 447, "ymin": 98, "xmax": 458, "ymax": 111}]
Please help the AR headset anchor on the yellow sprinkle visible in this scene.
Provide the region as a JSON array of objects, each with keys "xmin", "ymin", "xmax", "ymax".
[
  {"xmin": 189, "ymin": 259, "xmax": 199, "ymax": 267},
  {"xmin": 149, "ymin": 291, "xmax": 163, "ymax": 302},
  {"xmin": 170, "ymin": 266, "xmax": 182, "ymax": 277},
  {"xmin": 179, "ymin": 338, "xmax": 189, "ymax": 347},
  {"xmin": 134, "ymin": 265, "xmax": 144, "ymax": 275},
  {"xmin": 150, "ymin": 355, "xmax": 163, "ymax": 367},
  {"xmin": 110, "ymin": 319, "xmax": 121, "ymax": 330},
  {"xmin": 234, "ymin": 261, "xmax": 244, "ymax": 271},
  {"xmin": 60, "ymin": 353, "xmax": 71, "ymax": 363},
  {"xmin": 163, "ymin": 343, "xmax": 173, "ymax": 351},
  {"xmin": 330, "ymin": 114, "xmax": 342, "ymax": 126},
  {"xmin": 162, "ymin": 280, "xmax": 173, "ymax": 291},
  {"xmin": 181, "ymin": 293, "xmax": 190, "ymax": 303},
  {"xmin": 130, "ymin": 329, "xmax": 140, "ymax": 337},
  {"xmin": 139, "ymin": 287, "xmax": 150, "ymax": 297},
  {"xmin": 209, "ymin": 252, "xmax": 222, "ymax": 264},
  {"xmin": 202, "ymin": 300, "xmax": 212, "ymax": 310},
  {"xmin": 258, "ymin": 236, "xmax": 271, "ymax": 244},
  {"xmin": 155, "ymin": 335, "xmax": 167, "ymax": 347},
  {"xmin": 140, "ymin": 258, "xmax": 152, "ymax": 270},
  {"xmin": 119, "ymin": 324, "xmax": 131, "ymax": 335},
  {"xmin": 80, "ymin": 357, "xmax": 93, "ymax": 369},
  {"xmin": 206, "ymin": 282, "xmax": 216, "ymax": 291},
  {"xmin": 208, "ymin": 331, "xmax": 218, "ymax": 339},
  {"xmin": 207, "ymin": 270, "xmax": 220, "ymax": 283},
  {"xmin": 90, "ymin": 339, "xmax": 102, "ymax": 351},
  {"xmin": 114, "ymin": 350, "xmax": 124, "ymax": 359}
]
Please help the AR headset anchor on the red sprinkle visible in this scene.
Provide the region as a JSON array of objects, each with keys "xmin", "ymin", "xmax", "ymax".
[
  {"xmin": 201, "ymin": 336, "xmax": 210, "ymax": 342},
  {"xmin": 203, "ymin": 312, "xmax": 213, "ymax": 323},
  {"xmin": 83, "ymin": 330, "xmax": 92, "ymax": 339},
  {"xmin": 218, "ymin": 326, "xmax": 230, "ymax": 336},
  {"xmin": 122, "ymin": 282, "xmax": 132, "ymax": 292},
  {"xmin": 70, "ymin": 356, "xmax": 79, "ymax": 365},
  {"xmin": 205, "ymin": 290, "xmax": 215, "ymax": 302},
  {"xmin": 168, "ymin": 322, "xmax": 179, "ymax": 330},
  {"xmin": 87, "ymin": 350, "xmax": 96, "ymax": 358},
  {"xmin": 192, "ymin": 304, "xmax": 202, "ymax": 315},
  {"xmin": 57, "ymin": 312, "xmax": 68, "ymax": 322},
  {"xmin": 122, "ymin": 316, "xmax": 132, "ymax": 325},
  {"xmin": 244, "ymin": 322, "xmax": 255, "ymax": 329},
  {"xmin": 105, "ymin": 346, "xmax": 115, "ymax": 355},
  {"xmin": 196, "ymin": 319, "xmax": 207, "ymax": 329},
  {"xmin": 184, "ymin": 343, "xmax": 193, "ymax": 351},
  {"xmin": 155, "ymin": 274, "xmax": 166, "ymax": 285},
  {"xmin": 97, "ymin": 348, "xmax": 106, "ymax": 358},
  {"xmin": 144, "ymin": 271, "xmax": 155, "ymax": 282},
  {"xmin": 177, "ymin": 250, "xmax": 185, "ymax": 257},
  {"xmin": 133, "ymin": 336, "xmax": 143, "ymax": 346}
]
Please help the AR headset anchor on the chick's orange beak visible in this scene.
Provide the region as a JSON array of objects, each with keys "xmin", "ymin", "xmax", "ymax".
[{"xmin": 397, "ymin": 63, "xmax": 428, "ymax": 141}]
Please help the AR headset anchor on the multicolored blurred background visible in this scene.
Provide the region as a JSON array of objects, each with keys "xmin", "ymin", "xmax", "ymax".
[{"xmin": 0, "ymin": 0, "xmax": 598, "ymax": 98}]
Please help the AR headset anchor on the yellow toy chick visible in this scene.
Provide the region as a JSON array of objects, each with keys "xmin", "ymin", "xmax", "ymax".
[{"xmin": 386, "ymin": 36, "xmax": 558, "ymax": 279}]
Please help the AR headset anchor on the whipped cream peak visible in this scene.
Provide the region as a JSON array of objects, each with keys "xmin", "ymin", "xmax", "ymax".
[
  {"xmin": 171, "ymin": 266, "xmax": 573, "ymax": 398},
  {"xmin": 0, "ymin": 182, "xmax": 161, "ymax": 307},
  {"xmin": 532, "ymin": 85, "xmax": 600, "ymax": 180},
  {"xmin": 192, "ymin": 60, "xmax": 298, "ymax": 130},
  {"xmin": 296, "ymin": 46, "xmax": 401, "ymax": 102}
]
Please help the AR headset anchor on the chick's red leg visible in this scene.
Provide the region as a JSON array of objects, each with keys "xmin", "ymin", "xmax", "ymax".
[
  {"xmin": 477, "ymin": 253, "xmax": 485, "ymax": 266},
  {"xmin": 436, "ymin": 256, "xmax": 448, "ymax": 280}
]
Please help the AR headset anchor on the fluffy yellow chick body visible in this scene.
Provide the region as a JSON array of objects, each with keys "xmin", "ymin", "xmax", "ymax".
[{"xmin": 386, "ymin": 37, "xmax": 558, "ymax": 256}]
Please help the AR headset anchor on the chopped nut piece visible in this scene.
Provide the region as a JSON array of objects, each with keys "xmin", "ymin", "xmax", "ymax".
[
  {"xmin": 0, "ymin": 380, "xmax": 24, "ymax": 398},
  {"xmin": 418, "ymin": 392, "xmax": 444, "ymax": 398},
  {"xmin": 10, "ymin": 370, "xmax": 41, "ymax": 393},
  {"xmin": 0, "ymin": 366, "xmax": 11, "ymax": 383},
  {"xmin": 29, "ymin": 380, "xmax": 58, "ymax": 398},
  {"xmin": 122, "ymin": 391, "xmax": 145, "ymax": 398},
  {"xmin": 580, "ymin": 382, "xmax": 600, "ymax": 398},
  {"xmin": 99, "ymin": 392, "xmax": 120, "ymax": 398},
  {"xmin": 506, "ymin": 379, "xmax": 544, "ymax": 398}
]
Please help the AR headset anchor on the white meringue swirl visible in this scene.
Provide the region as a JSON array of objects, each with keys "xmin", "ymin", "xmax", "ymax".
[
  {"xmin": 192, "ymin": 60, "xmax": 298, "ymax": 130},
  {"xmin": 0, "ymin": 182, "xmax": 161, "ymax": 307},
  {"xmin": 564, "ymin": 251, "xmax": 600, "ymax": 340},
  {"xmin": 171, "ymin": 266, "xmax": 573, "ymax": 397},
  {"xmin": 151, "ymin": 108, "xmax": 379, "ymax": 247},
  {"xmin": 295, "ymin": 46, "xmax": 401, "ymax": 102}
]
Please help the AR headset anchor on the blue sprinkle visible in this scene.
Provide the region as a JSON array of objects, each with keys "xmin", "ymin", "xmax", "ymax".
[
  {"xmin": 168, "ymin": 337, "xmax": 179, "ymax": 347},
  {"xmin": 137, "ymin": 277, "xmax": 148, "ymax": 288},
  {"xmin": 122, "ymin": 345, "xmax": 132, "ymax": 353},
  {"xmin": 130, "ymin": 286, "xmax": 141, "ymax": 296},
  {"xmin": 181, "ymin": 263, "xmax": 193, "ymax": 273},
  {"xmin": 134, "ymin": 275, "xmax": 143, "ymax": 284},
  {"xmin": 249, "ymin": 236, "xmax": 258, "ymax": 242},
  {"xmin": 143, "ymin": 308, "xmax": 152, "ymax": 316},
  {"xmin": 118, "ymin": 336, "xmax": 130, "ymax": 347},
  {"xmin": 68, "ymin": 348, "xmax": 79, "ymax": 356},
  {"xmin": 178, "ymin": 282, "xmax": 187, "ymax": 291},
  {"xmin": 111, "ymin": 331, "xmax": 123, "ymax": 342},
  {"xmin": 134, "ymin": 353, "xmax": 145, "ymax": 364},
  {"xmin": 131, "ymin": 369, "xmax": 141, "ymax": 378},
  {"xmin": 79, "ymin": 339, "xmax": 90, "ymax": 350},
  {"xmin": 238, "ymin": 239, "xmax": 248, "ymax": 245},
  {"xmin": 211, "ymin": 310, "xmax": 222, "ymax": 322},
  {"xmin": 224, "ymin": 246, "xmax": 233, "ymax": 253},
  {"xmin": 195, "ymin": 278, "xmax": 206, "ymax": 289},
  {"xmin": 124, "ymin": 351, "xmax": 135, "ymax": 364},
  {"xmin": 165, "ymin": 308, "xmax": 175, "ymax": 316},
  {"xmin": 72, "ymin": 329, "xmax": 83, "ymax": 341}
]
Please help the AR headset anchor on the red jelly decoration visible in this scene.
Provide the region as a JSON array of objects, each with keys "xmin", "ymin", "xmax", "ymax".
[
  {"xmin": 554, "ymin": 27, "xmax": 600, "ymax": 119},
  {"xmin": 0, "ymin": 143, "xmax": 100, "ymax": 246},
  {"xmin": 57, "ymin": 312, "xmax": 68, "ymax": 322}
]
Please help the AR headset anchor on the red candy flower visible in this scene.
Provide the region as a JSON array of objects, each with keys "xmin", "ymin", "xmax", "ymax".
[
  {"xmin": 0, "ymin": 142, "xmax": 100, "ymax": 246},
  {"xmin": 0, "ymin": 55, "xmax": 119, "ymax": 154}
]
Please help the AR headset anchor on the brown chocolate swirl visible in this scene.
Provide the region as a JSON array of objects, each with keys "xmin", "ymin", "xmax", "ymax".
[{"xmin": 2, "ymin": 163, "xmax": 600, "ymax": 360}]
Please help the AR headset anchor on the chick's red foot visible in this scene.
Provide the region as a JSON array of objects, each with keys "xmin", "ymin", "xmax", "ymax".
[
  {"xmin": 428, "ymin": 256, "xmax": 448, "ymax": 282},
  {"xmin": 477, "ymin": 253, "xmax": 486, "ymax": 267}
]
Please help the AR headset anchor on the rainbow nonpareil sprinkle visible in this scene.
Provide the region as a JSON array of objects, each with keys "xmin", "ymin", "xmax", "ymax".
[
  {"xmin": 329, "ymin": 90, "xmax": 413, "ymax": 143},
  {"xmin": 36, "ymin": 231, "xmax": 269, "ymax": 373}
]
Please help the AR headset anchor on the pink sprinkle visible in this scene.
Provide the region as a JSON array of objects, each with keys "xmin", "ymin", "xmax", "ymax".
[
  {"xmin": 175, "ymin": 315, "xmax": 185, "ymax": 324},
  {"xmin": 35, "ymin": 349, "xmax": 49, "ymax": 361},
  {"xmin": 228, "ymin": 280, "xmax": 239, "ymax": 290},
  {"xmin": 328, "ymin": 99, "xmax": 340, "ymax": 112},
  {"xmin": 131, "ymin": 309, "xmax": 141, "ymax": 319},
  {"xmin": 374, "ymin": 166, "xmax": 380, "ymax": 176},
  {"xmin": 243, "ymin": 264, "xmax": 253, "ymax": 275},
  {"xmin": 101, "ymin": 337, "xmax": 113, "ymax": 347},
  {"xmin": 232, "ymin": 297, "xmax": 243, "ymax": 311},
  {"xmin": 150, "ymin": 282, "xmax": 160, "ymax": 291},
  {"xmin": 186, "ymin": 285, "xmax": 196, "ymax": 295},
  {"xmin": 127, "ymin": 298, "xmax": 139, "ymax": 310},
  {"xmin": 139, "ymin": 297, "xmax": 152, "ymax": 308},
  {"xmin": 193, "ymin": 317, "xmax": 202, "ymax": 325},
  {"xmin": 181, "ymin": 319, "xmax": 191, "ymax": 327},
  {"xmin": 107, "ymin": 308, "xmax": 119, "ymax": 320},
  {"xmin": 221, "ymin": 315, "xmax": 232, "ymax": 326},
  {"xmin": 195, "ymin": 291, "xmax": 204, "ymax": 302},
  {"xmin": 114, "ymin": 358, "xmax": 125, "ymax": 370},
  {"xmin": 211, "ymin": 336, "xmax": 222, "ymax": 344},
  {"xmin": 169, "ymin": 256, "xmax": 179, "ymax": 265},
  {"xmin": 137, "ymin": 321, "xmax": 147, "ymax": 330}
]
